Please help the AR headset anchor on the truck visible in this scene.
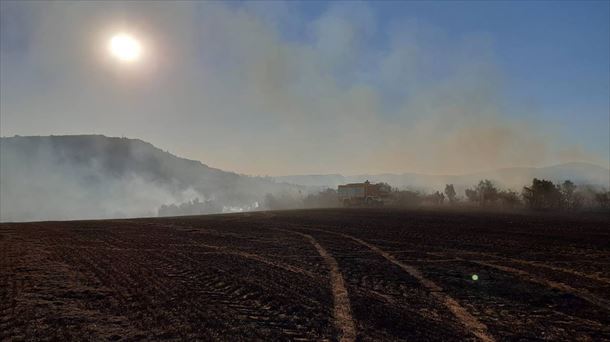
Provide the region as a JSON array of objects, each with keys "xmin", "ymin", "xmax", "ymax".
[{"xmin": 337, "ymin": 180, "xmax": 391, "ymax": 207}]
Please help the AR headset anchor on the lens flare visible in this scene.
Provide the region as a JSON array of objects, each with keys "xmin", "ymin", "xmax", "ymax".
[
  {"xmin": 471, "ymin": 274, "xmax": 479, "ymax": 281},
  {"xmin": 109, "ymin": 33, "xmax": 142, "ymax": 62}
]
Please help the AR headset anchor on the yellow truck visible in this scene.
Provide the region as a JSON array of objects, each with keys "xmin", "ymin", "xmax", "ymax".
[{"xmin": 338, "ymin": 180, "xmax": 391, "ymax": 207}]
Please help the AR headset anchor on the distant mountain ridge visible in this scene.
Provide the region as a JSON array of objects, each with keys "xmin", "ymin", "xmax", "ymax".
[
  {"xmin": 274, "ymin": 163, "xmax": 610, "ymax": 191},
  {"xmin": 0, "ymin": 135, "xmax": 301, "ymax": 222}
]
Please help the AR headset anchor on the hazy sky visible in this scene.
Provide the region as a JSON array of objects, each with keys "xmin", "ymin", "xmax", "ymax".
[{"xmin": 1, "ymin": 1, "xmax": 608, "ymax": 176}]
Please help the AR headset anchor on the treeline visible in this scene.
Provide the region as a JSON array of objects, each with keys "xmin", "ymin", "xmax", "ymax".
[
  {"xmin": 263, "ymin": 178, "xmax": 609, "ymax": 211},
  {"xmin": 158, "ymin": 198, "xmax": 222, "ymax": 216},
  {"xmin": 461, "ymin": 178, "xmax": 609, "ymax": 210},
  {"xmin": 392, "ymin": 178, "xmax": 609, "ymax": 211},
  {"xmin": 400, "ymin": 179, "xmax": 609, "ymax": 210}
]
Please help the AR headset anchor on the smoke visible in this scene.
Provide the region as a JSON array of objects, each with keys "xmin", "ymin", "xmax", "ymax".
[
  {"xmin": 2, "ymin": 1, "xmax": 606, "ymax": 177},
  {"xmin": 0, "ymin": 136, "xmax": 196, "ymax": 221},
  {"xmin": 0, "ymin": 135, "xmax": 302, "ymax": 222}
]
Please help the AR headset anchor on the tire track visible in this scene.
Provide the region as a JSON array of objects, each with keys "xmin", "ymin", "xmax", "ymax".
[
  {"xmin": 446, "ymin": 249, "xmax": 610, "ymax": 285},
  {"xmin": 157, "ymin": 224, "xmax": 325, "ymax": 280},
  {"xmin": 341, "ymin": 234, "xmax": 495, "ymax": 342},
  {"xmin": 131, "ymin": 223, "xmax": 335, "ymax": 339},
  {"xmin": 290, "ymin": 226, "xmax": 495, "ymax": 342},
  {"xmin": 415, "ymin": 248, "xmax": 610, "ymax": 312},
  {"xmin": 296, "ymin": 226, "xmax": 610, "ymax": 314},
  {"xmin": 192, "ymin": 242, "xmax": 321, "ymax": 281},
  {"xmin": 376, "ymin": 238, "xmax": 610, "ymax": 286},
  {"xmin": 469, "ymin": 260, "xmax": 610, "ymax": 312},
  {"xmin": 70, "ymin": 229, "xmax": 325, "ymax": 340},
  {"xmin": 358, "ymin": 236, "xmax": 610, "ymax": 323},
  {"xmin": 155, "ymin": 225, "xmax": 333, "ymax": 340},
  {"xmin": 366, "ymin": 239, "xmax": 610, "ymax": 308},
  {"xmin": 159, "ymin": 253, "xmax": 319, "ymax": 340},
  {"xmin": 275, "ymin": 228, "xmax": 357, "ymax": 342}
]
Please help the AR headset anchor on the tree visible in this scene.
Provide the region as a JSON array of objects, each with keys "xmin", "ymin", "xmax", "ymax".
[
  {"xmin": 560, "ymin": 180, "xmax": 580, "ymax": 210},
  {"xmin": 465, "ymin": 188, "xmax": 479, "ymax": 204},
  {"xmin": 497, "ymin": 190, "xmax": 521, "ymax": 209},
  {"xmin": 476, "ymin": 180, "xmax": 498, "ymax": 205},
  {"xmin": 444, "ymin": 184, "xmax": 457, "ymax": 204},
  {"xmin": 522, "ymin": 178, "xmax": 562, "ymax": 210},
  {"xmin": 303, "ymin": 189, "xmax": 340, "ymax": 208},
  {"xmin": 464, "ymin": 180, "xmax": 499, "ymax": 207},
  {"xmin": 393, "ymin": 190, "xmax": 424, "ymax": 207},
  {"xmin": 426, "ymin": 191, "xmax": 445, "ymax": 205},
  {"xmin": 436, "ymin": 191, "xmax": 445, "ymax": 205}
]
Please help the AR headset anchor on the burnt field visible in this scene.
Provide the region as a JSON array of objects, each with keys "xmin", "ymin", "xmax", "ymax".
[{"xmin": 1, "ymin": 209, "xmax": 609, "ymax": 341}]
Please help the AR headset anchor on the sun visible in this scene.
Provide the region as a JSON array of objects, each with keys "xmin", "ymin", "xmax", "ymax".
[{"xmin": 109, "ymin": 33, "xmax": 142, "ymax": 62}]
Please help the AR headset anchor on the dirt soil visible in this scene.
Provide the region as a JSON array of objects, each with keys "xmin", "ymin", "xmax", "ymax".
[{"xmin": 1, "ymin": 208, "xmax": 609, "ymax": 341}]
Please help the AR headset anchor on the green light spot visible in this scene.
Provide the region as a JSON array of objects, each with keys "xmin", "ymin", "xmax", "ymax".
[{"xmin": 471, "ymin": 274, "xmax": 479, "ymax": 281}]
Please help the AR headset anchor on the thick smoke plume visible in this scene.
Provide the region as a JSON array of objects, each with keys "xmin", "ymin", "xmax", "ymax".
[{"xmin": 1, "ymin": 2, "xmax": 605, "ymax": 177}]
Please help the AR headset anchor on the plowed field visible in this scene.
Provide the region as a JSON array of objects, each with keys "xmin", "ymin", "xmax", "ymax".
[{"xmin": 1, "ymin": 209, "xmax": 609, "ymax": 341}]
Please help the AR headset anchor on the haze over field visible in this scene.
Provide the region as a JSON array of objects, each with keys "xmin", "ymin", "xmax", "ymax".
[{"xmin": 1, "ymin": 135, "xmax": 608, "ymax": 222}]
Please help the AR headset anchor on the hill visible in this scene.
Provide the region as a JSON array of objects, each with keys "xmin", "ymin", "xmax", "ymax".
[{"xmin": 0, "ymin": 135, "xmax": 301, "ymax": 222}]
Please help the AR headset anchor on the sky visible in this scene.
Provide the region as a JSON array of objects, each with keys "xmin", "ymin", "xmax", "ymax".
[{"xmin": 1, "ymin": 1, "xmax": 608, "ymax": 176}]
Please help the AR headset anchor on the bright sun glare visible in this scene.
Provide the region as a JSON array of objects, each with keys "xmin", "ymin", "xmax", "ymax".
[{"xmin": 109, "ymin": 33, "xmax": 142, "ymax": 62}]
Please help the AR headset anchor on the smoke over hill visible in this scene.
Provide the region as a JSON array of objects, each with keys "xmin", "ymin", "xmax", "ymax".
[
  {"xmin": 0, "ymin": 135, "xmax": 303, "ymax": 222},
  {"xmin": 1, "ymin": 135, "xmax": 607, "ymax": 222}
]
